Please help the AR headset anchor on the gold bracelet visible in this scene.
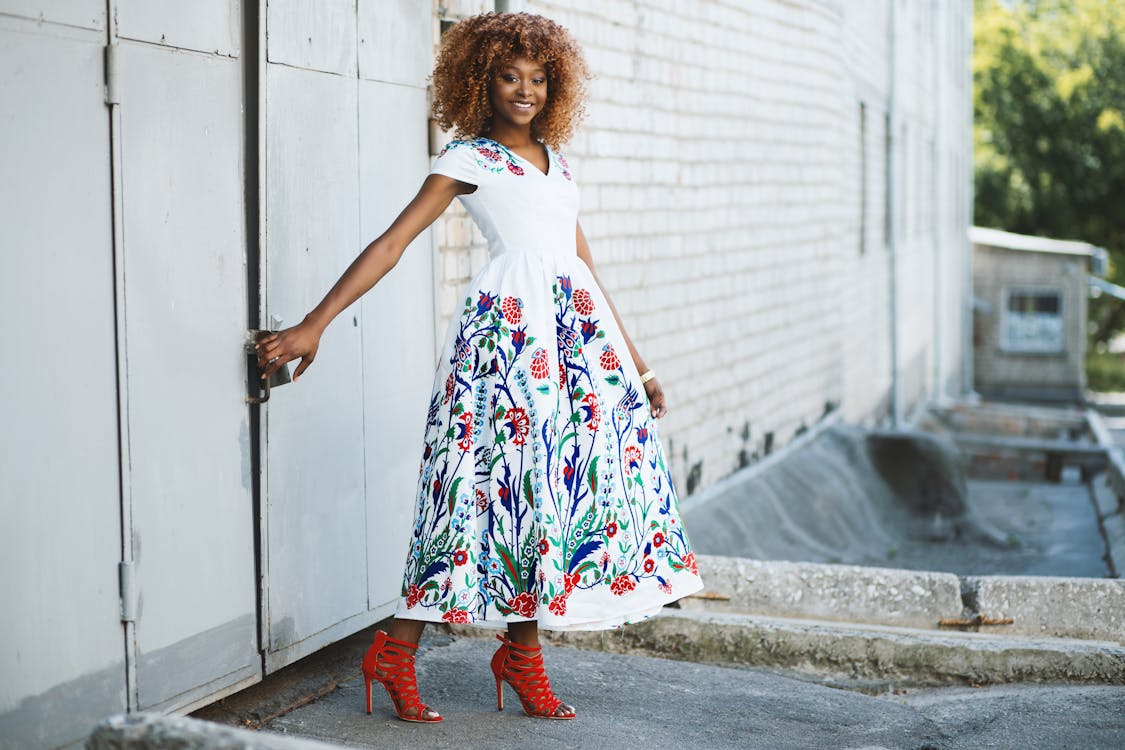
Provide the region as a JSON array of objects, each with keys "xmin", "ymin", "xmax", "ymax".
[{"xmin": 640, "ymin": 369, "xmax": 655, "ymax": 384}]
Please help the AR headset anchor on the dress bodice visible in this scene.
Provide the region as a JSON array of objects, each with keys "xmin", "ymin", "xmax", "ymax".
[{"xmin": 429, "ymin": 137, "xmax": 579, "ymax": 260}]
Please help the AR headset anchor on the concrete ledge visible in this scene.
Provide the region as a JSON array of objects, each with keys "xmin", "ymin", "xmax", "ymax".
[
  {"xmin": 964, "ymin": 575, "xmax": 1125, "ymax": 642},
  {"xmin": 453, "ymin": 610, "xmax": 1125, "ymax": 687},
  {"xmin": 1105, "ymin": 513, "xmax": 1125, "ymax": 580},
  {"xmin": 687, "ymin": 555, "xmax": 963, "ymax": 630},
  {"xmin": 87, "ymin": 712, "xmax": 345, "ymax": 750}
]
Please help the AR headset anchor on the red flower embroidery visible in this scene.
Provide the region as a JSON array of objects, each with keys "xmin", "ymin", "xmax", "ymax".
[
  {"xmin": 506, "ymin": 406, "xmax": 530, "ymax": 446},
  {"xmin": 506, "ymin": 161, "xmax": 525, "ymax": 176},
  {"xmin": 442, "ymin": 608, "xmax": 471, "ymax": 624},
  {"xmin": 443, "ymin": 372, "xmax": 454, "ymax": 403},
  {"xmin": 683, "ymin": 552, "xmax": 698, "ymax": 575},
  {"xmin": 564, "ymin": 571, "xmax": 581, "ymax": 593},
  {"xmin": 610, "ymin": 574, "xmax": 636, "ymax": 596},
  {"xmin": 624, "ymin": 445, "xmax": 643, "ymax": 473},
  {"xmin": 538, "ymin": 538, "xmax": 550, "ymax": 554},
  {"xmin": 509, "ymin": 592, "xmax": 538, "ymax": 617},
  {"xmin": 476, "ymin": 488, "xmax": 489, "ymax": 513},
  {"xmin": 573, "ymin": 288, "xmax": 595, "ymax": 315},
  {"xmin": 582, "ymin": 392, "xmax": 600, "ymax": 431},
  {"xmin": 659, "ymin": 581, "xmax": 673, "ymax": 595},
  {"xmin": 559, "ymin": 361, "xmax": 568, "ymax": 390},
  {"xmin": 501, "ymin": 296, "xmax": 523, "ymax": 324},
  {"xmin": 530, "ymin": 347, "xmax": 549, "ymax": 379},
  {"xmin": 599, "ymin": 343, "xmax": 620, "ymax": 371},
  {"xmin": 548, "ymin": 594, "xmax": 568, "ymax": 616},
  {"xmin": 456, "ymin": 411, "xmax": 473, "ymax": 452},
  {"xmin": 477, "ymin": 147, "xmax": 500, "ymax": 162},
  {"xmin": 406, "ymin": 584, "xmax": 424, "ymax": 609},
  {"xmin": 653, "ymin": 532, "xmax": 665, "ymax": 548},
  {"xmin": 643, "ymin": 557, "xmax": 655, "ymax": 574},
  {"xmin": 452, "ymin": 549, "xmax": 469, "ymax": 566},
  {"xmin": 605, "ymin": 521, "xmax": 618, "ymax": 538}
]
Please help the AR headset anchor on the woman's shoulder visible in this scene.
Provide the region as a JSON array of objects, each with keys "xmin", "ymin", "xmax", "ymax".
[{"xmin": 433, "ymin": 136, "xmax": 526, "ymax": 178}]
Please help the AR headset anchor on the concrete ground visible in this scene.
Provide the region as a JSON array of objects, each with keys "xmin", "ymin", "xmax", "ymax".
[
  {"xmin": 886, "ymin": 478, "xmax": 1109, "ymax": 577},
  {"xmin": 196, "ymin": 627, "xmax": 1125, "ymax": 750}
]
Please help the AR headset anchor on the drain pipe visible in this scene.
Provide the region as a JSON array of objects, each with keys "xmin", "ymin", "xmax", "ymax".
[{"xmin": 886, "ymin": 0, "xmax": 901, "ymax": 427}]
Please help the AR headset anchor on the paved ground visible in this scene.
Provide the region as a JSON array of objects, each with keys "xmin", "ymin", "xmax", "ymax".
[
  {"xmin": 886, "ymin": 478, "xmax": 1109, "ymax": 577},
  {"xmin": 198, "ymin": 628, "xmax": 1125, "ymax": 750}
]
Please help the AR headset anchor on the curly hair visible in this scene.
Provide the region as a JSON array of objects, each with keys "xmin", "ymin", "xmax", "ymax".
[{"xmin": 431, "ymin": 12, "xmax": 591, "ymax": 150}]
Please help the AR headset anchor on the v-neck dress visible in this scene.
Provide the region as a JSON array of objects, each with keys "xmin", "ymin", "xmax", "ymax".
[{"xmin": 395, "ymin": 136, "xmax": 704, "ymax": 631}]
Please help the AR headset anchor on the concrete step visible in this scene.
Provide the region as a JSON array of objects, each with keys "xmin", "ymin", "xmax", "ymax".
[{"xmin": 456, "ymin": 609, "xmax": 1125, "ymax": 688}]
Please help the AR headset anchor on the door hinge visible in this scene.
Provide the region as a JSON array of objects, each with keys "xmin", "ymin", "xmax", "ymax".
[
  {"xmin": 119, "ymin": 560, "xmax": 137, "ymax": 622},
  {"xmin": 105, "ymin": 42, "xmax": 120, "ymax": 105}
]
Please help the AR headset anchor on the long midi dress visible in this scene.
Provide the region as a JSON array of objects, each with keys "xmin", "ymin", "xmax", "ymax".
[{"xmin": 395, "ymin": 136, "xmax": 704, "ymax": 631}]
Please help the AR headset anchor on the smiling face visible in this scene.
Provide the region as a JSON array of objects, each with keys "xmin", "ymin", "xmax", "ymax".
[{"xmin": 488, "ymin": 57, "xmax": 548, "ymax": 134}]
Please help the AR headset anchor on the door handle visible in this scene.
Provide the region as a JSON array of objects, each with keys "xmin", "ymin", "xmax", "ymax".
[{"xmin": 246, "ymin": 329, "xmax": 292, "ymax": 404}]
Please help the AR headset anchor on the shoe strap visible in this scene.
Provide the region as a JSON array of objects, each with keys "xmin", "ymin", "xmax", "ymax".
[{"xmin": 497, "ymin": 635, "xmax": 563, "ymax": 715}]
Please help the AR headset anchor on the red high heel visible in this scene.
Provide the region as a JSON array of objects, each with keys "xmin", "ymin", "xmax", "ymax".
[
  {"xmin": 490, "ymin": 634, "xmax": 575, "ymax": 720},
  {"xmin": 360, "ymin": 630, "xmax": 442, "ymax": 723}
]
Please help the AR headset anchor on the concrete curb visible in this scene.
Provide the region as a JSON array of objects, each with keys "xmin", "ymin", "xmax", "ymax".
[
  {"xmin": 455, "ymin": 609, "xmax": 1125, "ymax": 687},
  {"xmin": 686, "ymin": 555, "xmax": 964, "ymax": 629},
  {"xmin": 87, "ymin": 712, "xmax": 346, "ymax": 750},
  {"xmin": 689, "ymin": 554, "xmax": 1125, "ymax": 644}
]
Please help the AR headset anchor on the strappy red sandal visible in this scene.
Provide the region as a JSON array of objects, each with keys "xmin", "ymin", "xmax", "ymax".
[
  {"xmin": 360, "ymin": 630, "xmax": 442, "ymax": 723},
  {"xmin": 490, "ymin": 634, "xmax": 576, "ymax": 719}
]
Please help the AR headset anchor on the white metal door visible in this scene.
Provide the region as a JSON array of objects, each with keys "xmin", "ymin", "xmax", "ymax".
[
  {"xmin": 114, "ymin": 1, "xmax": 259, "ymax": 712},
  {"xmin": 260, "ymin": 0, "xmax": 435, "ymax": 671},
  {"xmin": 0, "ymin": 6, "xmax": 127, "ymax": 748}
]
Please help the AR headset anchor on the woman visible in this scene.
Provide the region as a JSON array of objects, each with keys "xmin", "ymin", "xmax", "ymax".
[{"xmin": 257, "ymin": 11, "xmax": 704, "ymax": 723}]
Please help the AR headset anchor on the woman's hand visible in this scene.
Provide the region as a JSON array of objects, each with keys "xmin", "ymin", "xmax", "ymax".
[
  {"xmin": 256, "ymin": 317, "xmax": 323, "ymax": 382},
  {"xmin": 644, "ymin": 377, "xmax": 667, "ymax": 419}
]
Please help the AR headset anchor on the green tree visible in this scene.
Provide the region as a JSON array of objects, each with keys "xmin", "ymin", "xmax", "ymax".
[{"xmin": 974, "ymin": 0, "xmax": 1125, "ymax": 342}]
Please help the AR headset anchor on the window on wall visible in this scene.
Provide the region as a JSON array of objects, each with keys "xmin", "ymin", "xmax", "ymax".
[
  {"xmin": 859, "ymin": 101, "xmax": 867, "ymax": 255},
  {"xmin": 1003, "ymin": 289, "xmax": 1064, "ymax": 354}
]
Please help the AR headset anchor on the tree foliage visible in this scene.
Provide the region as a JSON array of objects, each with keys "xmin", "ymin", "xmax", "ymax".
[{"xmin": 974, "ymin": 0, "xmax": 1125, "ymax": 341}]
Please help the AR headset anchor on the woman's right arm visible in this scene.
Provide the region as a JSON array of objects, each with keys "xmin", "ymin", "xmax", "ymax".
[{"xmin": 256, "ymin": 173, "xmax": 473, "ymax": 380}]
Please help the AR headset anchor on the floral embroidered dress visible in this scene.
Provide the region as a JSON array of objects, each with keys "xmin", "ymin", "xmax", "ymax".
[{"xmin": 396, "ymin": 136, "xmax": 703, "ymax": 631}]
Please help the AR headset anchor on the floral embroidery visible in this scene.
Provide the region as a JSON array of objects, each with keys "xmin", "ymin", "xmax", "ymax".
[{"xmin": 401, "ymin": 267, "xmax": 699, "ymax": 623}]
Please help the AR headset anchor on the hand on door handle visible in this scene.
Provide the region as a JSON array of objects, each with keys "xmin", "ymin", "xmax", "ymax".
[
  {"xmin": 254, "ymin": 319, "xmax": 322, "ymax": 383},
  {"xmin": 246, "ymin": 329, "xmax": 294, "ymax": 405}
]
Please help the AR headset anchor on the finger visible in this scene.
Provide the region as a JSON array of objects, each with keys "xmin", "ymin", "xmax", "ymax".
[
  {"xmin": 292, "ymin": 356, "xmax": 314, "ymax": 381},
  {"xmin": 254, "ymin": 333, "xmax": 278, "ymax": 350},
  {"xmin": 261, "ymin": 352, "xmax": 295, "ymax": 379}
]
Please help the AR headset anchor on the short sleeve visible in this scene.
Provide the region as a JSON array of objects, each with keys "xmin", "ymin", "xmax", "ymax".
[{"xmin": 429, "ymin": 141, "xmax": 481, "ymax": 186}]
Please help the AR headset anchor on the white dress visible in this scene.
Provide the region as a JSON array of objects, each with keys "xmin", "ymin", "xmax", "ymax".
[{"xmin": 394, "ymin": 137, "xmax": 704, "ymax": 631}]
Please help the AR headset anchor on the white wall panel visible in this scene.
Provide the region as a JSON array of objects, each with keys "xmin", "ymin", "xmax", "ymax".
[
  {"xmin": 267, "ymin": 0, "xmax": 356, "ymax": 76},
  {"xmin": 357, "ymin": 81, "xmax": 435, "ymax": 610},
  {"xmin": 263, "ymin": 63, "xmax": 367, "ymax": 663},
  {"xmin": 117, "ymin": 40, "xmax": 258, "ymax": 710},
  {"xmin": 0, "ymin": 27, "xmax": 125, "ymax": 749},
  {"xmin": 116, "ymin": 0, "xmax": 240, "ymax": 56},
  {"xmin": 0, "ymin": 0, "xmax": 102, "ymax": 29},
  {"xmin": 358, "ymin": 0, "xmax": 432, "ymax": 87}
]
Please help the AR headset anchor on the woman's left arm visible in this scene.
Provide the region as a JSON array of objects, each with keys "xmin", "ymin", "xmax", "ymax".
[{"xmin": 575, "ymin": 221, "xmax": 667, "ymax": 419}]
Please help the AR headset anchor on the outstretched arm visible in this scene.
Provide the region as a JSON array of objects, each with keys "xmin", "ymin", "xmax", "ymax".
[
  {"xmin": 257, "ymin": 174, "xmax": 473, "ymax": 380},
  {"xmin": 575, "ymin": 221, "xmax": 667, "ymax": 419}
]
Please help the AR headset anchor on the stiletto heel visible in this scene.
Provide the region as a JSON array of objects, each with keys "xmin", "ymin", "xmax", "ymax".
[
  {"xmin": 360, "ymin": 629, "xmax": 442, "ymax": 723},
  {"xmin": 489, "ymin": 634, "xmax": 575, "ymax": 720}
]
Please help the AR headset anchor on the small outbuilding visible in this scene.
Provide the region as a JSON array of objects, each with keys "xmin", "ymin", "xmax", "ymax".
[{"xmin": 971, "ymin": 226, "xmax": 1107, "ymax": 402}]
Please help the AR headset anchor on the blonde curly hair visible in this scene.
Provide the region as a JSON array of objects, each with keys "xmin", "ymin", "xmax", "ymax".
[{"xmin": 431, "ymin": 12, "xmax": 591, "ymax": 150}]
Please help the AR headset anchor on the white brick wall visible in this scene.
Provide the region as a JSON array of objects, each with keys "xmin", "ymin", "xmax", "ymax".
[{"xmin": 432, "ymin": 0, "xmax": 973, "ymax": 498}]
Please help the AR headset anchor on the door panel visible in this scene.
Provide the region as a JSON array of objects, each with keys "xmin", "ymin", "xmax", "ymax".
[
  {"xmin": 0, "ymin": 25, "xmax": 125, "ymax": 749},
  {"xmin": 117, "ymin": 40, "xmax": 258, "ymax": 711},
  {"xmin": 358, "ymin": 0, "xmax": 432, "ymax": 86},
  {"xmin": 116, "ymin": 0, "xmax": 240, "ymax": 56},
  {"xmin": 357, "ymin": 81, "xmax": 436, "ymax": 611},
  {"xmin": 0, "ymin": 0, "xmax": 103, "ymax": 29},
  {"xmin": 263, "ymin": 63, "xmax": 368, "ymax": 668},
  {"xmin": 266, "ymin": 0, "xmax": 356, "ymax": 76}
]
